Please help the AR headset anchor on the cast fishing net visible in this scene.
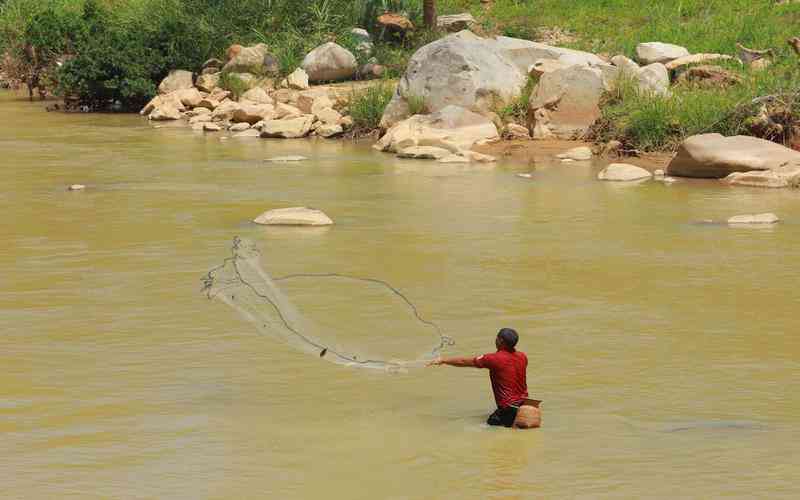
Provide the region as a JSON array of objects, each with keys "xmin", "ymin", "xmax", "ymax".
[{"xmin": 202, "ymin": 237, "xmax": 454, "ymax": 371}]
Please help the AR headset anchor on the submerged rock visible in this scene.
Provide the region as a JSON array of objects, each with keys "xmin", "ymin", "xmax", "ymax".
[
  {"xmin": 265, "ymin": 155, "xmax": 308, "ymax": 162},
  {"xmin": 597, "ymin": 163, "xmax": 652, "ymax": 181},
  {"xmin": 67, "ymin": 184, "xmax": 86, "ymax": 191},
  {"xmin": 397, "ymin": 146, "xmax": 452, "ymax": 160},
  {"xmin": 727, "ymin": 213, "xmax": 780, "ymax": 225},
  {"xmin": 253, "ymin": 207, "xmax": 333, "ymax": 226},
  {"xmin": 556, "ymin": 146, "xmax": 593, "ymax": 161}
]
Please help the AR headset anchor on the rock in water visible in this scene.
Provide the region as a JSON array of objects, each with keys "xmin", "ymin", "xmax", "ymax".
[
  {"xmin": 253, "ymin": 207, "xmax": 334, "ymax": 226},
  {"xmin": 157, "ymin": 70, "xmax": 194, "ymax": 94},
  {"xmin": 666, "ymin": 134, "xmax": 800, "ymax": 179},
  {"xmin": 301, "ymin": 42, "xmax": 358, "ymax": 83},
  {"xmin": 397, "ymin": 146, "xmax": 452, "ymax": 160},
  {"xmin": 375, "ymin": 105, "xmax": 499, "ymax": 153},
  {"xmin": 635, "ymin": 42, "xmax": 690, "ymax": 65},
  {"xmin": 68, "ymin": 184, "xmax": 86, "ymax": 191},
  {"xmin": 265, "ymin": 156, "xmax": 308, "ymax": 162},
  {"xmin": 597, "ymin": 163, "xmax": 653, "ymax": 181},
  {"xmin": 556, "ymin": 146, "xmax": 593, "ymax": 161},
  {"xmin": 727, "ymin": 213, "xmax": 780, "ymax": 225}
]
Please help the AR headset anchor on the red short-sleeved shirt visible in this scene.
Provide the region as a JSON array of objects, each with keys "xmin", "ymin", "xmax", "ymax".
[{"xmin": 474, "ymin": 350, "xmax": 528, "ymax": 408}]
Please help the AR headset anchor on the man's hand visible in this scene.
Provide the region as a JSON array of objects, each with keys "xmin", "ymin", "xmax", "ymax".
[{"xmin": 427, "ymin": 357, "xmax": 443, "ymax": 366}]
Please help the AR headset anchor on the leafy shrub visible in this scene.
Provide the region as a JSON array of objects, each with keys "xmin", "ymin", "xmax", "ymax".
[{"xmin": 218, "ymin": 71, "xmax": 250, "ymax": 100}]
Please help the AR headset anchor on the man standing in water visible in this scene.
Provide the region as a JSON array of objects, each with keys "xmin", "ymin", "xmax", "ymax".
[{"xmin": 429, "ymin": 328, "xmax": 530, "ymax": 427}]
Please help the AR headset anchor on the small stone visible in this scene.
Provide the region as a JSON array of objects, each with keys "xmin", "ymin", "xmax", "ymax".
[
  {"xmin": 286, "ymin": 68, "xmax": 310, "ymax": 90},
  {"xmin": 229, "ymin": 122, "xmax": 251, "ymax": 132},
  {"xmin": 654, "ymin": 169, "xmax": 665, "ymax": 177},
  {"xmin": 265, "ymin": 155, "xmax": 308, "ymax": 162},
  {"xmin": 727, "ymin": 213, "xmax": 780, "ymax": 225},
  {"xmin": 68, "ymin": 184, "xmax": 86, "ymax": 191},
  {"xmin": 556, "ymin": 146, "xmax": 593, "ymax": 161},
  {"xmin": 203, "ymin": 122, "xmax": 222, "ymax": 132},
  {"xmin": 516, "ymin": 173, "xmax": 533, "ymax": 179},
  {"xmin": 437, "ymin": 154, "xmax": 472, "ymax": 164},
  {"xmin": 253, "ymin": 207, "xmax": 334, "ymax": 226}
]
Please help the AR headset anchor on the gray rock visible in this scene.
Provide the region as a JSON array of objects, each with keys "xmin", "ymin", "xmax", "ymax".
[
  {"xmin": 157, "ymin": 70, "xmax": 194, "ymax": 94},
  {"xmin": 528, "ymin": 66, "xmax": 604, "ymax": 139},
  {"xmin": 637, "ymin": 63, "xmax": 670, "ymax": 96},
  {"xmin": 301, "ymin": 42, "xmax": 357, "ymax": 82},
  {"xmin": 635, "ymin": 42, "xmax": 690, "ymax": 65},
  {"xmin": 229, "ymin": 122, "xmax": 251, "ymax": 132},
  {"xmin": 380, "ymin": 31, "xmax": 604, "ymax": 129}
]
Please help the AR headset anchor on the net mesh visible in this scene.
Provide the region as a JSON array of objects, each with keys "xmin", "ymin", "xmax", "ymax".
[{"xmin": 202, "ymin": 237, "xmax": 454, "ymax": 371}]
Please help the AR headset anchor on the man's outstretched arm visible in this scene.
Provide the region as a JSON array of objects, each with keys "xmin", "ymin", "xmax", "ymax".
[{"xmin": 428, "ymin": 356, "xmax": 478, "ymax": 368}]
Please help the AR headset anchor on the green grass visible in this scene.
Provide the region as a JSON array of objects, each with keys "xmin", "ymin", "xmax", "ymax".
[{"xmin": 348, "ymin": 81, "xmax": 395, "ymax": 132}]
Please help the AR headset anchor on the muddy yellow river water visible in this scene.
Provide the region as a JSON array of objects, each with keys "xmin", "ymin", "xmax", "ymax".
[{"xmin": 1, "ymin": 91, "xmax": 799, "ymax": 498}]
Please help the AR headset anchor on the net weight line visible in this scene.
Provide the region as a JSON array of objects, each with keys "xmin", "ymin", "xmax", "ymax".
[{"xmin": 202, "ymin": 237, "xmax": 454, "ymax": 369}]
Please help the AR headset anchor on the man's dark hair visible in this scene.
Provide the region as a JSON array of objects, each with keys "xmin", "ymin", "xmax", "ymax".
[{"xmin": 497, "ymin": 328, "xmax": 519, "ymax": 350}]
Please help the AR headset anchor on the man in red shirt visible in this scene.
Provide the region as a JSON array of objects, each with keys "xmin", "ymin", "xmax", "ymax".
[{"xmin": 429, "ymin": 328, "xmax": 529, "ymax": 427}]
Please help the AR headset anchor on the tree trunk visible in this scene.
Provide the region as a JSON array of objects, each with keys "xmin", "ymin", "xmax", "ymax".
[{"xmin": 423, "ymin": 0, "xmax": 437, "ymax": 29}]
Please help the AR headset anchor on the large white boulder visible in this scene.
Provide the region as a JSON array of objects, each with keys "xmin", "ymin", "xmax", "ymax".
[
  {"xmin": 375, "ymin": 105, "xmax": 499, "ymax": 153},
  {"xmin": 301, "ymin": 42, "xmax": 357, "ymax": 82},
  {"xmin": 635, "ymin": 42, "xmax": 690, "ymax": 65},
  {"xmin": 666, "ymin": 134, "xmax": 800, "ymax": 179},
  {"xmin": 148, "ymin": 103, "xmax": 182, "ymax": 121},
  {"xmin": 380, "ymin": 31, "xmax": 604, "ymax": 129},
  {"xmin": 260, "ymin": 115, "xmax": 315, "ymax": 139},
  {"xmin": 157, "ymin": 70, "xmax": 193, "ymax": 94},
  {"xmin": 527, "ymin": 65, "xmax": 605, "ymax": 139},
  {"xmin": 254, "ymin": 207, "xmax": 333, "ymax": 226},
  {"xmin": 597, "ymin": 163, "xmax": 653, "ymax": 181}
]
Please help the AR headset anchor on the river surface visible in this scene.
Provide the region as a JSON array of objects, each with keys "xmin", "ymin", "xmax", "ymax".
[{"xmin": 2, "ymin": 91, "xmax": 799, "ymax": 499}]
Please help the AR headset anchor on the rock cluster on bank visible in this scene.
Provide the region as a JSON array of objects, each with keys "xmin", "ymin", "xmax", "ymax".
[{"xmin": 141, "ymin": 40, "xmax": 381, "ymax": 139}]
